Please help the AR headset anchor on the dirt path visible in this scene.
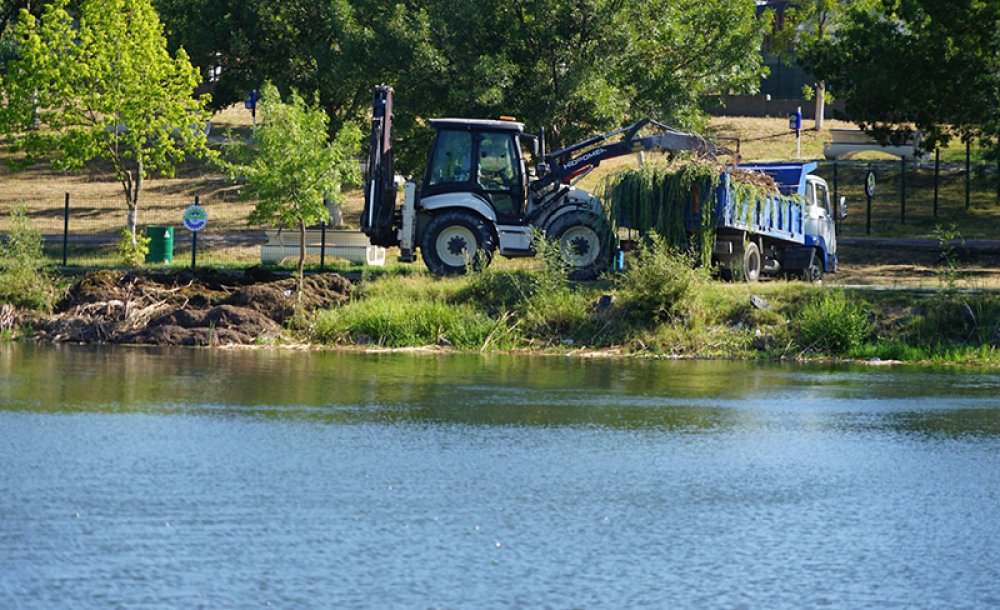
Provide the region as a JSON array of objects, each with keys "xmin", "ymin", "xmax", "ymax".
[{"xmin": 833, "ymin": 238, "xmax": 1000, "ymax": 289}]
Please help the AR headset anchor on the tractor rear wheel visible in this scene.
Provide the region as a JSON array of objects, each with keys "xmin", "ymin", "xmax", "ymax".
[
  {"xmin": 420, "ymin": 210, "xmax": 495, "ymax": 276},
  {"xmin": 546, "ymin": 210, "xmax": 613, "ymax": 280}
]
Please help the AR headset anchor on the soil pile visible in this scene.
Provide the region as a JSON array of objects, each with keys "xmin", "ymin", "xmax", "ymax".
[{"xmin": 34, "ymin": 269, "xmax": 351, "ymax": 346}]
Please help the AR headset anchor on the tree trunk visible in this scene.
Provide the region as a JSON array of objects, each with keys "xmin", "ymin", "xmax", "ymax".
[
  {"xmin": 814, "ymin": 80, "xmax": 826, "ymax": 132},
  {"xmin": 123, "ymin": 162, "xmax": 144, "ymax": 246},
  {"xmin": 127, "ymin": 207, "xmax": 138, "ymax": 245},
  {"xmin": 297, "ymin": 219, "xmax": 306, "ymax": 303}
]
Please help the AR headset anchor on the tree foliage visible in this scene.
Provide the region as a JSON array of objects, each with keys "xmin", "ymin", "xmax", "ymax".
[
  {"xmin": 224, "ymin": 83, "xmax": 362, "ymax": 281},
  {"xmin": 156, "ymin": 0, "xmax": 768, "ymax": 173},
  {"xmin": 0, "ymin": 0, "xmax": 212, "ymax": 239},
  {"xmin": 803, "ymin": 0, "xmax": 1000, "ymax": 148}
]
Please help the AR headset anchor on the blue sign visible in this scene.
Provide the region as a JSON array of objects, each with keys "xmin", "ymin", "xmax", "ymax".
[
  {"xmin": 789, "ymin": 109, "xmax": 802, "ymax": 131},
  {"xmin": 244, "ymin": 89, "xmax": 259, "ymax": 110},
  {"xmin": 182, "ymin": 204, "xmax": 207, "ymax": 232}
]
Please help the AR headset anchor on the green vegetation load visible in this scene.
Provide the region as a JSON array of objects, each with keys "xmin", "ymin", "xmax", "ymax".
[{"xmin": 602, "ymin": 161, "xmax": 781, "ymax": 266}]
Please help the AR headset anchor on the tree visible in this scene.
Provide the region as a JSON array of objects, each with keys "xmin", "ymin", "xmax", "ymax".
[
  {"xmin": 771, "ymin": 0, "xmax": 877, "ymax": 131},
  {"xmin": 0, "ymin": 0, "xmax": 212, "ymax": 243},
  {"xmin": 157, "ymin": 0, "xmax": 767, "ymax": 174},
  {"xmin": 803, "ymin": 0, "xmax": 1000, "ymax": 148},
  {"xmin": 224, "ymin": 83, "xmax": 362, "ymax": 284}
]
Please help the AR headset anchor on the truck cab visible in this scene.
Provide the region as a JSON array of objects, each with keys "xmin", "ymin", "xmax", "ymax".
[{"xmin": 803, "ymin": 174, "xmax": 841, "ymax": 274}]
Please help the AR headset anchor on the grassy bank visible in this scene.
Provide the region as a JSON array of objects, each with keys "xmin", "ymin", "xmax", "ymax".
[{"xmin": 308, "ymin": 240, "xmax": 1000, "ymax": 365}]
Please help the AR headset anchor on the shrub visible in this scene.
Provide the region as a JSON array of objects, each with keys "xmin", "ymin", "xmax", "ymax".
[
  {"xmin": 118, "ymin": 228, "xmax": 151, "ymax": 267},
  {"xmin": 795, "ymin": 291, "xmax": 872, "ymax": 354},
  {"xmin": 0, "ymin": 207, "xmax": 58, "ymax": 312},
  {"xmin": 459, "ymin": 268, "xmax": 538, "ymax": 311},
  {"xmin": 615, "ymin": 233, "xmax": 708, "ymax": 321}
]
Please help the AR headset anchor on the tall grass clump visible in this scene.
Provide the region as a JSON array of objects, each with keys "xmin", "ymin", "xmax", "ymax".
[
  {"xmin": 313, "ymin": 297, "xmax": 518, "ymax": 349},
  {"xmin": 459, "ymin": 234, "xmax": 595, "ymax": 343},
  {"xmin": 0, "ymin": 206, "xmax": 59, "ymax": 312},
  {"xmin": 906, "ymin": 294, "xmax": 1000, "ymax": 348},
  {"xmin": 514, "ymin": 234, "xmax": 595, "ymax": 340},
  {"xmin": 795, "ymin": 291, "xmax": 872, "ymax": 354},
  {"xmin": 933, "ymin": 223, "xmax": 966, "ymax": 291},
  {"xmin": 614, "ymin": 233, "xmax": 709, "ymax": 322}
]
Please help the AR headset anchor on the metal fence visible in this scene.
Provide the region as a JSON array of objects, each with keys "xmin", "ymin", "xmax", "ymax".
[
  {"xmin": 0, "ymin": 191, "xmax": 367, "ymax": 270},
  {"xmin": 812, "ymin": 157, "xmax": 999, "ymax": 238}
]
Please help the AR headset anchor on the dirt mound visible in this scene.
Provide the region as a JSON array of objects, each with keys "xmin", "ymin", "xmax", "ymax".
[{"xmin": 34, "ymin": 270, "xmax": 351, "ymax": 346}]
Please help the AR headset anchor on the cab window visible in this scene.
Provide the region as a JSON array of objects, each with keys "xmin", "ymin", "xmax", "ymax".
[
  {"xmin": 477, "ymin": 133, "xmax": 517, "ymax": 190},
  {"xmin": 428, "ymin": 130, "xmax": 472, "ymax": 186},
  {"xmin": 815, "ymin": 182, "xmax": 831, "ymax": 215}
]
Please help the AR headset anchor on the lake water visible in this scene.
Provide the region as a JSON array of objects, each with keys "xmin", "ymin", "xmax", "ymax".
[{"xmin": 2, "ymin": 345, "xmax": 1000, "ymax": 609}]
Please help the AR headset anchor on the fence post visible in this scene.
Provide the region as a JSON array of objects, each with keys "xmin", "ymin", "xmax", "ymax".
[
  {"xmin": 900, "ymin": 156, "xmax": 906, "ymax": 224},
  {"xmin": 191, "ymin": 195, "xmax": 198, "ymax": 269},
  {"xmin": 966, "ymin": 138, "xmax": 972, "ymax": 209},
  {"xmin": 866, "ymin": 163, "xmax": 872, "ymax": 236},
  {"xmin": 320, "ymin": 220, "xmax": 327, "ymax": 272},
  {"xmin": 62, "ymin": 193, "xmax": 70, "ymax": 267},
  {"xmin": 832, "ymin": 161, "xmax": 839, "ymax": 224},
  {"xmin": 933, "ymin": 148, "xmax": 940, "ymax": 219}
]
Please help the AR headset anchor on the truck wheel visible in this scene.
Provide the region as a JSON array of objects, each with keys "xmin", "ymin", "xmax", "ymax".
[
  {"xmin": 742, "ymin": 242, "xmax": 761, "ymax": 282},
  {"xmin": 546, "ymin": 211, "xmax": 612, "ymax": 280},
  {"xmin": 420, "ymin": 210, "xmax": 495, "ymax": 276},
  {"xmin": 803, "ymin": 249, "xmax": 824, "ymax": 283}
]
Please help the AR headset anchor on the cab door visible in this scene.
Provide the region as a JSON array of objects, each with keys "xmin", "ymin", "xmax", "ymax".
[
  {"xmin": 474, "ymin": 131, "xmax": 525, "ymax": 224},
  {"xmin": 804, "ymin": 176, "xmax": 837, "ymax": 268}
]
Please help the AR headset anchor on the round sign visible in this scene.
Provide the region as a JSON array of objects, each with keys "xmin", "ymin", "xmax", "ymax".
[
  {"xmin": 182, "ymin": 204, "xmax": 207, "ymax": 232},
  {"xmin": 864, "ymin": 170, "xmax": 876, "ymax": 197}
]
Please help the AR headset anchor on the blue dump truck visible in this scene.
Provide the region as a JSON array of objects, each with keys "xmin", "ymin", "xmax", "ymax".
[
  {"xmin": 713, "ymin": 162, "xmax": 847, "ymax": 282},
  {"xmin": 699, "ymin": 162, "xmax": 844, "ymax": 282}
]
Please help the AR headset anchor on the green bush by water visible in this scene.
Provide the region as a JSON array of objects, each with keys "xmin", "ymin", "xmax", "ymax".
[
  {"xmin": 795, "ymin": 291, "xmax": 873, "ymax": 354},
  {"xmin": 905, "ymin": 294, "xmax": 1000, "ymax": 348},
  {"xmin": 0, "ymin": 207, "xmax": 59, "ymax": 312},
  {"xmin": 615, "ymin": 234, "xmax": 709, "ymax": 322}
]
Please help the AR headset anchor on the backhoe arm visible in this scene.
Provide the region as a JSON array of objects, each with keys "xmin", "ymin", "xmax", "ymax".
[{"xmin": 534, "ymin": 119, "xmax": 716, "ymax": 190}]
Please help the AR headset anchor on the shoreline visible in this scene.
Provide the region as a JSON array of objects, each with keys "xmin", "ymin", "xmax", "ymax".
[{"xmin": 3, "ymin": 267, "xmax": 999, "ymax": 367}]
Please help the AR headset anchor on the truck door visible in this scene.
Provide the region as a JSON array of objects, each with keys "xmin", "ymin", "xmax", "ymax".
[{"xmin": 804, "ymin": 177, "xmax": 837, "ymax": 269}]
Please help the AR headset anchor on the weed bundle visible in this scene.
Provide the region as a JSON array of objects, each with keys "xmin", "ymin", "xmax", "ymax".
[
  {"xmin": 602, "ymin": 163, "xmax": 719, "ymax": 266},
  {"xmin": 602, "ymin": 162, "xmax": 782, "ymax": 268}
]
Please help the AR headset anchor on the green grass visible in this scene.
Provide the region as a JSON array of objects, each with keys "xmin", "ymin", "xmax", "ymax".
[{"xmin": 304, "ymin": 244, "xmax": 1000, "ymax": 365}]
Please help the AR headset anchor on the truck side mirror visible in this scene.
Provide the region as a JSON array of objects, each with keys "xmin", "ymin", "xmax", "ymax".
[{"xmin": 839, "ymin": 196, "xmax": 848, "ymax": 220}]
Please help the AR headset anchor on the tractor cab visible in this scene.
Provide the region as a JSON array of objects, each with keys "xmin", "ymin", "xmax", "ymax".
[{"xmin": 423, "ymin": 119, "xmax": 530, "ymax": 223}]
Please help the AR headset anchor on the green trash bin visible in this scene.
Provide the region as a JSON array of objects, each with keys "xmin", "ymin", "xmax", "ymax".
[{"xmin": 145, "ymin": 226, "xmax": 174, "ymax": 263}]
